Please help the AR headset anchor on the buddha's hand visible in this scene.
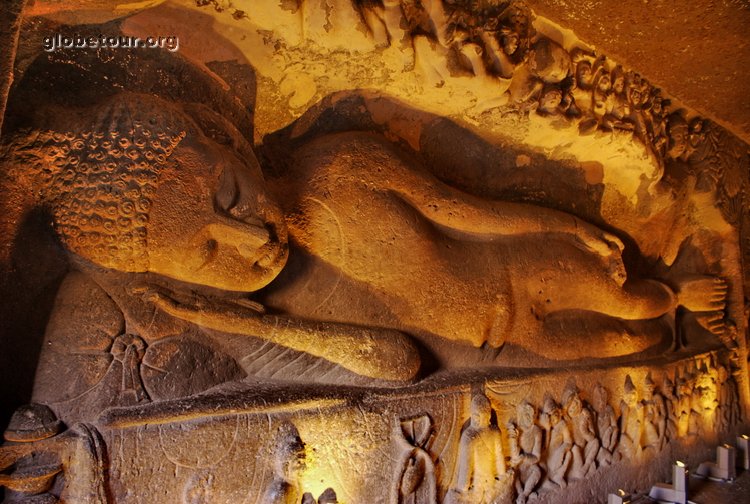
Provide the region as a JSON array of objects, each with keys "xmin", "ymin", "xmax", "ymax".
[
  {"xmin": 506, "ymin": 422, "xmax": 518, "ymax": 438},
  {"xmin": 574, "ymin": 220, "xmax": 624, "ymax": 257},
  {"xmin": 139, "ymin": 285, "xmax": 266, "ymax": 329}
]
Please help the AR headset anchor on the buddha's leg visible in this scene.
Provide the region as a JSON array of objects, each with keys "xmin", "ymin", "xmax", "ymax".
[
  {"xmin": 579, "ymin": 278, "xmax": 677, "ymax": 320},
  {"xmin": 557, "ymin": 274, "xmax": 727, "ymax": 320},
  {"xmin": 530, "ymin": 264, "xmax": 676, "ymax": 320},
  {"xmin": 532, "ymin": 251, "xmax": 725, "ymax": 321}
]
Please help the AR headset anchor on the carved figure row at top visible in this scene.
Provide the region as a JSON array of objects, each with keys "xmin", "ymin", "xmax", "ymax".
[
  {"xmin": 395, "ymin": 356, "xmax": 743, "ymax": 504},
  {"xmin": 356, "ymin": 0, "xmax": 703, "ymax": 170}
]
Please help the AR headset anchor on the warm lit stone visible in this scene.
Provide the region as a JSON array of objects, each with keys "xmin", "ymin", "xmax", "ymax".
[{"xmin": 0, "ymin": 2, "xmax": 748, "ymax": 503}]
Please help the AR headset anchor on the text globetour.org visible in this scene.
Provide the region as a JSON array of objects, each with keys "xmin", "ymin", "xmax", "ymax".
[{"xmin": 43, "ymin": 34, "xmax": 179, "ymax": 52}]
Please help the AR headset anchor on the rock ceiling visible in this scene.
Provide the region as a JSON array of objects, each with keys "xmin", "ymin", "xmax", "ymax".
[{"xmin": 18, "ymin": 0, "xmax": 750, "ymax": 146}]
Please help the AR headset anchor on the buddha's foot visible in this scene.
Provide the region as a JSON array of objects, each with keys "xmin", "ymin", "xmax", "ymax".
[
  {"xmin": 676, "ymin": 275, "xmax": 727, "ymax": 312},
  {"xmin": 694, "ymin": 310, "xmax": 726, "ymax": 336}
]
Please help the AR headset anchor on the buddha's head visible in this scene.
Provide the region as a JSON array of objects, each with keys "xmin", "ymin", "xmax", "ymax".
[
  {"xmin": 4, "ymin": 93, "xmax": 288, "ymax": 292},
  {"xmin": 543, "ymin": 397, "xmax": 562, "ymax": 425},
  {"xmin": 642, "ymin": 374, "xmax": 657, "ymax": 400},
  {"xmin": 564, "ymin": 392, "xmax": 582, "ymax": 417},
  {"xmin": 470, "ymin": 394, "xmax": 492, "ymax": 428},
  {"xmin": 517, "ymin": 400, "xmax": 536, "ymax": 429},
  {"xmin": 623, "ymin": 375, "xmax": 638, "ymax": 407}
]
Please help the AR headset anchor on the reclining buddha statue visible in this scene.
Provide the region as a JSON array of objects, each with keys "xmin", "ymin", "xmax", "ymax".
[{"xmin": 0, "ymin": 82, "xmax": 727, "ymax": 427}]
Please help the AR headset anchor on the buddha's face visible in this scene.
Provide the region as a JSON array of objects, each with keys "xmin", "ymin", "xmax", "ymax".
[
  {"xmin": 502, "ymin": 32, "xmax": 519, "ymax": 55},
  {"xmin": 597, "ymin": 74, "xmax": 612, "ymax": 93},
  {"xmin": 471, "ymin": 403, "xmax": 491, "ymax": 427},
  {"xmin": 549, "ymin": 408, "xmax": 561, "ymax": 424},
  {"xmin": 624, "ymin": 390, "xmax": 637, "ymax": 407},
  {"xmin": 146, "ymin": 137, "xmax": 288, "ymax": 292},
  {"xmin": 566, "ymin": 395, "xmax": 582, "ymax": 416},
  {"xmin": 576, "ymin": 62, "xmax": 593, "ymax": 87},
  {"xmin": 613, "ymin": 75, "xmax": 625, "ymax": 94},
  {"xmin": 518, "ymin": 404, "xmax": 535, "ymax": 428}
]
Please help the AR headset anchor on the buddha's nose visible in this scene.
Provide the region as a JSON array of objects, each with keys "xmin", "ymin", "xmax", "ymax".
[{"xmin": 205, "ymin": 215, "xmax": 270, "ymax": 259}]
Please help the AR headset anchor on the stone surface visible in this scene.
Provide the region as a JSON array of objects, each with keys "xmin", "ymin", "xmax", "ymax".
[
  {"xmin": 0, "ymin": 1, "xmax": 749, "ymax": 503},
  {"xmin": 525, "ymin": 0, "xmax": 750, "ymax": 145},
  {"xmin": 0, "ymin": 0, "xmax": 26, "ymax": 136}
]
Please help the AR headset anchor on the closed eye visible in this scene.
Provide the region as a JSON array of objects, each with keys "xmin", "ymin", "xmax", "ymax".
[{"xmin": 215, "ymin": 166, "xmax": 240, "ymax": 215}]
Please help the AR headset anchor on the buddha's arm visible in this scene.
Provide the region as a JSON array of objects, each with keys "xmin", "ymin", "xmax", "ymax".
[
  {"xmin": 389, "ymin": 167, "xmax": 623, "ymax": 256},
  {"xmin": 147, "ymin": 291, "xmax": 420, "ymax": 382}
]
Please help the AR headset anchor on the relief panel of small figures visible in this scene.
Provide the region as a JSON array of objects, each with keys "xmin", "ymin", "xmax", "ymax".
[
  {"xmin": 435, "ymin": 357, "xmax": 742, "ymax": 504},
  {"xmin": 1, "ymin": 355, "xmax": 744, "ymax": 503},
  {"xmin": 354, "ymin": 0, "xmax": 750, "ymax": 186}
]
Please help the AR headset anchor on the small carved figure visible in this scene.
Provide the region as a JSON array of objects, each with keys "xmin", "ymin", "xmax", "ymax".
[
  {"xmin": 591, "ymin": 383, "xmax": 618, "ymax": 467},
  {"xmin": 621, "ymin": 71, "xmax": 654, "ymax": 147},
  {"xmin": 727, "ymin": 355, "xmax": 744, "ymax": 426},
  {"xmin": 646, "ymin": 92, "xmax": 670, "ymax": 157},
  {"xmin": 600, "ymin": 66, "xmax": 634, "ymax": 131},
  {"xmin": 507, "ymin": 401, "xmax": 542, "ymax": 504},
  {"xmin": 568, "ymin": 49, "xmax": 596, "ymax": 117},
  {"xmin": 562, "ymin": 382, "xmax": 599, "ymax": 479},
  {"xmin": 393, "ymin": 414, "xmax": 437, "ymax": 504},
  {"xmin": 661, "ymin": 376, "xmax": 678, "ymax": 443},
  {"xmin": 689, "ymin": 364, "xmax": 719, "ymax": 437},
  {"xmin": 616, "ymin": 375, "xmax": 642, "ymax": 461},
  {"xmin": 540, "ymin": 396, "xmax": 572, "ymax": 489},
  {"xmin": 715, "ymin": 364, "xmax": 732, "ymax": 432},
  {"xmin": 537, "ymin": 85, "xmax": 564, "ymax": 116},
  {"xmin": 640, "ymin": 374, "xmax": 667, "ymax": 456},
  {"xmin": 508, "ymin": 38, "xmax": 571, "ymax": 111},
  {"xmin": 448, "ymin": 394, "xmax": 509, "ymax": 504},
  {"xmin": 263, "ymin": 422, "xmax": 307, "ymax": 504},
  {"xmin": 481, "ymin": 26, "xmax": 524, "ymax": 78},
  {"xmin": 688, "ymin": 117, "xmax": 706, "ymax": 149},
  {"xmin": 666, "ymin": 112, "xmax": 691, "ymax": 161},
  {"xmin": 675, "ymin": 373, "xmax": 692, "ymax": 438},
  {"xmin": 590, "ymin": 69, "xmax": 613, "ymax": 125}
]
